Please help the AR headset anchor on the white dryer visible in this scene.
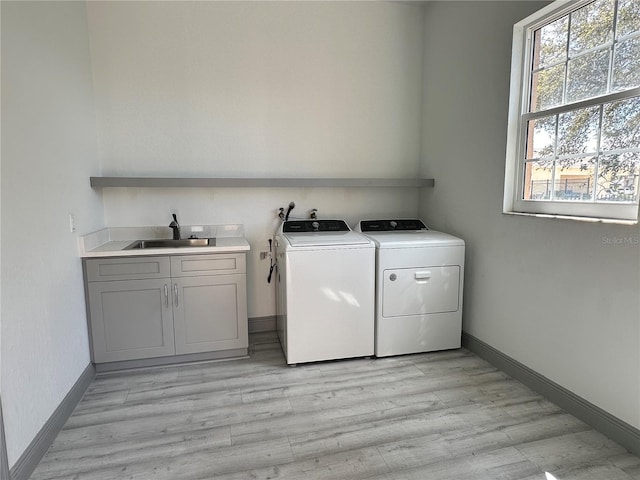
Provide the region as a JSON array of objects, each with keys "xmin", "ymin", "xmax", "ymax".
[
  {"xmin": 355, "ymin": 219, "xmax": 465, "ymax": 357},
  {"xmin": 275, "ymin": 220, "xmax": 375, "ymax": 365}
]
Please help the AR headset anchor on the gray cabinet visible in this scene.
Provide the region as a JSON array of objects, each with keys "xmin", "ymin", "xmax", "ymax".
[
  {"xmin": 170, "ymin": 254, "xmax": 247, "ymax": 355},
  {"xmin": 87, "ymin": 278, "xmax": 175, "ymax": 362},
  {"xmin": 84, "ymin": 253, "xmax": 247, "ymax": 365},
  {"xmin": 172, "ymin": 274, "xmax": 247, "ymax": 354}
]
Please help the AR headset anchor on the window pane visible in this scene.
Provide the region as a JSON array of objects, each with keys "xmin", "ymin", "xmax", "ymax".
[
  {"xmin": 597, "ymin": 152, "xmax": 640, "ymax": 202},
  {"xmin": 601, "ymin": 96, "xmax": 640, "ymax": 150},
  {"xmin": 554, "ymin": 157, "xmax": 596, "ymax": 201},
  {"xmin": 524, "ymin": 160, "xmax": 553, "ymax": 200},
  {"xmin": 566, "ymin": 49, "xmax": 610, "ymax": 102},
  {"xmin": 616, "ymin": 0, "xmax": 640, "ymax": 38},
  {"xmin": 534, "ymin": 16, "xmax": 568, "ymax": 69},
  {"xmin": 558, "ymin": 106, "xmax": 600, "ymax": 156},
  {"xmin": 612, "ymin": 37, "xmax": 640, "ymax": 92},
  {"xmin": 513, "ymin": 0, "xmax": 640, "ymax": 218},
  {"xmin": 569, "ymin": 0, "xmax": 614, "ymax": 55},
  {"xmin": 526, "ymin": 116, "xmax": 556, "ymax": 159},
  {"xmin": 531, "ymin": 64, "xmax": 565, "ymax": 111}
]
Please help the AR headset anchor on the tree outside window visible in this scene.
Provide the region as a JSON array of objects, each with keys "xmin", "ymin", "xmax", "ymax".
[{"xmin": 506, "ymin": 0, "xmax": 640, "ymax": 221}]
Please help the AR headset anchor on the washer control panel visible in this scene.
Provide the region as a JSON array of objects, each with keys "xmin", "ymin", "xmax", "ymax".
[
  {"xmin": 283, "ymin": 220, "xmax": 350, "ymax": 233},
  {"xmin": 359, "ymin": 219, "xmax": 428, "ymax": 232}
]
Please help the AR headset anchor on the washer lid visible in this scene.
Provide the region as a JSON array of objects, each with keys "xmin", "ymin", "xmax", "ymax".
[
  {"xmin": 285, "ymin": 231, "xmax": 372, "ymax": 247},
  {"xmin": 362, "ymin": 230, "xmax": 465, "ymax": 248}
]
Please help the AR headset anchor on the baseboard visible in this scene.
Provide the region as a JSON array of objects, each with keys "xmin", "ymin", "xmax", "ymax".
[
  {"xmin": 1, "ymin": 395, "xmax": 10, "ymax": 480},
  {"xmin": 249, "ymin": 315, "xmax": 276, "ymax": 333},
  {"xmin": 462, "ymin": 331, "xmax": 640, "ymax": 457},
  {"xmin": 10, "ymin": 363, "xmax": 95, "ymax": 480},
  {"xmin": 95, "ymin": 348, "xmax": 248, "ymax": 373}
]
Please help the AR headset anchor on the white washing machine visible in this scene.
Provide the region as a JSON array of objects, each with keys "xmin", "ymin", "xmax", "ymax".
[
  {"xmin": 355, "ymin": 219, "xmax": 465, "ymax": 357},
  {"xmin": 275, "ymin": 220, "xmax": 375, "ymax": 365}
]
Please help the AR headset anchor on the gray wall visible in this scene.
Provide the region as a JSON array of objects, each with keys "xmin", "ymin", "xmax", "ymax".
[
  {"xmin": 1, "ymin": 1, "xmax": 104, "ymax": 467},
  {"xmin": 420, "ymin": 1, "xmax": 640, "ymax": 429}
]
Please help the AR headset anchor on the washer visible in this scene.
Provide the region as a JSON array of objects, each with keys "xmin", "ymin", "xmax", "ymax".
[
  {"xmin": 355, "ymin": 219, "xmax": 465, "ymax": 357},
  {"xmin": 275, "ymin": 220, "xmax": 375, "ymax": 365}
]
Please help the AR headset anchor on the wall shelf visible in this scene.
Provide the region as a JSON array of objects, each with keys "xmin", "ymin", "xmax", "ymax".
[{"xmin": 90, "ymin": 177, "xmax": 435, "ymax": 188}]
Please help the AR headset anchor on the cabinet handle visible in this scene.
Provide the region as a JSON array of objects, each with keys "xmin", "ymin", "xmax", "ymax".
[
  {"xmin": 164, "ymin": 284, "xmax": 169, "ymax": 307},
  {"xmin": 174, "ymin": 283, "xmax": 179, "ymax": 307}
]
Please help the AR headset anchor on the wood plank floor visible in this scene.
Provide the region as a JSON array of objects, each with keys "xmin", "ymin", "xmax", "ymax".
[{"xmin": 31, "ymin": 332, "xmax": 640, "ymax": 480}]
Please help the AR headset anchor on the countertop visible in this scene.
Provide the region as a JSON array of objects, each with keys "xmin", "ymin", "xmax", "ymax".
[{"xmin": 79, "ymin": 224, "xmax": 250, "ymax": 258}]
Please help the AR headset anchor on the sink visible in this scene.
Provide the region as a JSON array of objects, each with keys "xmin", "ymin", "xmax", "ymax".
[{"xmin": 124, "ymin": 238, "xmax": 216, "ymax": 249}]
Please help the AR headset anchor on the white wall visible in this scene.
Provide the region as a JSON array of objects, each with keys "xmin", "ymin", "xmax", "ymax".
[
  {"xmin": 0, "ymin": 0, "xmax": 3, "ymax": 466},
  {"xmin": 1, "ymin": 0, "xmax": 638, "ymax": 470},
  {"xmin": 86, "ymin": 1, "xmax": 426, "ymax": 318},
  {"xmin": 0, "ymin": 0, "xmax": 3, "ymax": 432},
  {"xmin": 420, "ymin": 1, "xmax": 640, "ymax": 429},
  {"xmin": 102, "ymin": 188, "xmax": 419, "ymax": 318},
  {"xmin": 1, "ymin": 1, "xmax": 103, "ymax": 467}
]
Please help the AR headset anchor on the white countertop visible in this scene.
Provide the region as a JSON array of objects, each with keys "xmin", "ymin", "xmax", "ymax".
[{"xmin": 79, "ymin": 224, "xmax": 250, "ymax": 258}]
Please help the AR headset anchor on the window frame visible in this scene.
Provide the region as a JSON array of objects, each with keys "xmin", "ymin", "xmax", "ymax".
[{"xmin": 504, "ymin": 0, "xmax": 640, "ymax": 223}]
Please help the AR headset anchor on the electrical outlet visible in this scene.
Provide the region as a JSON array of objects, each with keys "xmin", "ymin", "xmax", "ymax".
[
  {"xmin": 68, "ymin": 213, "xmax": 76, "ymax": 233},
  {"xmin": 260, "ymin": 251, "xmax": 269, "ymax": 260}
]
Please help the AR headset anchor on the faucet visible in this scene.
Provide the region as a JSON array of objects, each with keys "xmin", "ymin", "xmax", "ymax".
[{"xmin": 169, "ymin": 213, "xmax": 180, "ymax": 240}]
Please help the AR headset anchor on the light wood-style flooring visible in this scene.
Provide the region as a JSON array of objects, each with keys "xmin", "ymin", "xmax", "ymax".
[{"xmin": 31, "ymin": 332, "xmax": 640, "ymax": 480}]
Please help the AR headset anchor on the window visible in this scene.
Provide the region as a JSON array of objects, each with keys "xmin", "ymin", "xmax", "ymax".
[{"xmin": 504, "ymin": 0, "xmax": 640, "ymax": 222}]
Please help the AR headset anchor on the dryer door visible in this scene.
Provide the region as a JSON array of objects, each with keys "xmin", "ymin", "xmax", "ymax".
[{"xmin": 382, "ymin": 266, "xmax": 460, "ymax": 317}]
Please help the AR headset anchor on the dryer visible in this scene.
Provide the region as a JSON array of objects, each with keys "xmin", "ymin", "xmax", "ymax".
[
  {"xmin": 275, "ymin": 220, "xmax": 375, "ymax": 365},
  {"xmin": 355, "ymin": 219, "xmax": 465, "ymax": 357}
]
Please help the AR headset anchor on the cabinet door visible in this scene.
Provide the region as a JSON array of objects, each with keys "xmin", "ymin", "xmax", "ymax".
[
  {"xmin": 88, "ymin": 279, "xmax": 175, "ymax": 363},
  {"xmin": 172, "ymin": 274, "xmax": 248, "ymax": 355}
]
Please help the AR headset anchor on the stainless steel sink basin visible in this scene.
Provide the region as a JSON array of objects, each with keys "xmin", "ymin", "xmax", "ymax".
[{"xmin": 124, "ymin": 238, "xmax": 216, "ymax": 249}]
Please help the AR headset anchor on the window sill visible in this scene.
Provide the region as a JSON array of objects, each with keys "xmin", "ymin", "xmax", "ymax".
[{"xmin": 502, "ymin": 210, "xmax": 638, "ymax": 225}]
